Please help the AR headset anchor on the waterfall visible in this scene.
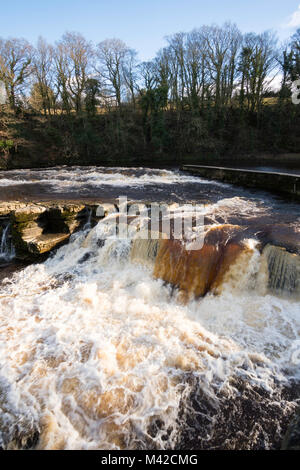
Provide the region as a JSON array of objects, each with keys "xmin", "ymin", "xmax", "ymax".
[
  {"xmin": 130, "ymin": 229, "xmax": 300, "ymax": 300},
  {"xmin": 86, "ymin": 217, "xmax": 300, "ymax": 301},
  {"xmin": 0, "ymin": 223, "xmax": 15, "ymax": 264},
  {"xmin": 0, "ymin": 213, "xmax": 299, "ymax": 450},
  {"xmin": 262, "ymin": 245, "xmax": 300, "ymax": 297},
  {"xmin": 130, "ymin": 232, "xmax": 166, "ymax": 269},
  {"xmin": 130, "ymin": 226, "xmax": 261, "ymax": 301},
  {"xmin": 82, "ymin": 208, "xmax": 92, "ymax": 231}
]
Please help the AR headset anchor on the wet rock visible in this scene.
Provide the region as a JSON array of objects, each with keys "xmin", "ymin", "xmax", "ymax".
[
  {"xmin": 0, "ymin": 201, "xmax": 97, "ymax": 260},
  {"xmin": 5, "ymin": 428, "xmax": 40, "ymax": 450},
  {"xmin": 42, "ymin": 204, "xmax": 87, "ymax": 234},
  {"xmin": 0, "ymin": 201, "xmax": 27, "ymax": 217},
  {"xmin": 260, "ymin": 224, "xmax": 300, "ymax": 255},
  {"xmin": 26, "ymin": 233, "xmax": 71, "ymax": 255},
  {"xmin": 282, "ymin": 408, "xmax": 300, "ymax": 450},
  {"xmin": 151, "ymin": 226, "xmax": 246, "ymax": 301},
  {"xmin": 78, "ymin": 252, "xmax": 92, "ymax": 264},
  {"xmin": 96, "ymin": 203, "xmax": 118, "ymax": 218},
  {"xmin": 178, "ymin": 376, "xmax": 299, "ymax": 450}
]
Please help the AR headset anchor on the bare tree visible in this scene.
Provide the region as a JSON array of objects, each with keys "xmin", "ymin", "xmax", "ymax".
[
  {"xmin": 240, "ymin": 31, "xmax": 278, "ymax": 112},
  {"xmin": 138, "ymin": 60, "xmax": 158, "ymax": 93},
  {"xmin": 201, "ymin": 23, "xmax": 242, "ymax": 110},
  {"xmin": 32, "ymin": 37, "xmax": 56, "ymax": 115},
  {"xmin": 122, "ymin": 48, "xmax": 138, "ymax": 107},
  {"xmin": 54, "ymin": 32, "xmax": 93, "ymax": 114},
  {"xmin": 166, "ymin": 32, "xmax": 187, "ymax": 108},
  {"xmin": 53, "ymin": 41, "xmax": 72, "ymax": 114},
  {"xmin": 96, "ymin": 38, "xmax": 133, "ymax": 108},
  {"xmin": 184, "ymin": 29, "xmax": 211, "ymax": 111},
  {"xmin": 0, "ymin": 38, "xmax": 32, "ymax": 112},
  {"xmin": 290, "ymin": 29, "xmax": 300, "ymax": 81}
]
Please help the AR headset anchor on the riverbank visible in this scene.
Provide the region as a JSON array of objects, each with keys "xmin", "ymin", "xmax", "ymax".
[
  {"xmin": 1, "ymin": 107, "xmax": 300, "ymax": 170},
  {"xmin": 2, "ymin": 154, "xmax": 300, "ymax": 173}
]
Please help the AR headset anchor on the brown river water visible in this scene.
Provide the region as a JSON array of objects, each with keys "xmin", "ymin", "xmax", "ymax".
[{"xmin": 0, "ymin": 166, "xmax": 299, "ymax": 450}]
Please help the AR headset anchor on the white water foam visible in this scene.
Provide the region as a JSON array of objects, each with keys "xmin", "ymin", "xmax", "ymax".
[
  {"xmin": 0, "ymin": 167, "xmax": 229, "ymax": 190},
  {"xmin": 0, "ymin": 217, "xmax": 299, "ymax": 449}
]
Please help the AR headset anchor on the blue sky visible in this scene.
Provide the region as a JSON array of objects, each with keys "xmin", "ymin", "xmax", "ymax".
[{"xmin": 1, "ymin": 0, "xmax": 300, "ymax": 59}]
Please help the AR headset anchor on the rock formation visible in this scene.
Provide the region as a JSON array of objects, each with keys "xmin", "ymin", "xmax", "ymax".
[{"xmin": 0, "ymin": 202, "xmax": 98, "ymax": 260}]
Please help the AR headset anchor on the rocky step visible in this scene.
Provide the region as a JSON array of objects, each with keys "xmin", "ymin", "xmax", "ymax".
[{"xmin": 0, "ymin": 201, "xmax": 102, "ymax": 260}]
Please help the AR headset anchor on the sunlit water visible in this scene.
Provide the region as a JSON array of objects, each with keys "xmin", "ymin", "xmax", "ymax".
[{"xmin": 0, "ymin": 167, "xmax": 299, "ymax": 450}]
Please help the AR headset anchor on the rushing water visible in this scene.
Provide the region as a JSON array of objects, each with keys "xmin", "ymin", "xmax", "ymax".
[
  {"xmin": 0, "ymin": 167, "xmax": 299, "ymax": 450},
  {"xmin": 0, "ymin": 223, "xmax": 15, "ymax": 265}
]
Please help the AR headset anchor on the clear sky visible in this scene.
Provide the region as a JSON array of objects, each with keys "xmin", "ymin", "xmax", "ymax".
[{"xmin": 1, "ymin": 0, "xmax": 300, "ymax": 60}]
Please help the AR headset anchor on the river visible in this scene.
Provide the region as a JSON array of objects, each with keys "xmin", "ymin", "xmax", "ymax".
[{"xmin": 0, "ymin": 166, "xmax": 299, "ymax": 450}]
